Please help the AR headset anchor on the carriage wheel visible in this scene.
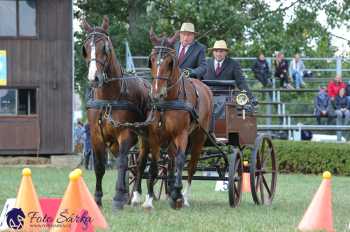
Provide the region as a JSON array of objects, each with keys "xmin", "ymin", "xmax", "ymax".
[
  {"xmin": 228, "ymin": 148, "xmax": 243, "ymax": 208},
  {"xmin": 147, "ymin": 165, "xmax": 168, "ymax": 200},
  {"xmin": 127, "ymin": 152, "xmax": 138, "ymax": 204},
  {"xmin": 250, "ymin": 134, "xmax": 277, "ymax": 205}
]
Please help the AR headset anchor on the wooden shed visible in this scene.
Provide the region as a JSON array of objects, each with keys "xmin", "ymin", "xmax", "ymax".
[{"xmin": 0, "ymin": 0, "xmax": 73, "ymax": 155}]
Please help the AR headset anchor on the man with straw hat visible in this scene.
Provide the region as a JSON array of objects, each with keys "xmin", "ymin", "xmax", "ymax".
[
  {"xmin": 203, "ymin": 40, "xmax": 253, "ymax": 138},
  {"xmin": 175, "ymin": 22, "xmax": 207, "ymax": 79}
]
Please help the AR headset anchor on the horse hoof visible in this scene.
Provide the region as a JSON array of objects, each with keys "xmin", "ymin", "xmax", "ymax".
[
  {"xmin": 169, "ymin": 198, "xmax": 183, "ymax": 209},
  {"xmin": 175, "ymin": 199, "xmax": 183, "ymax": 209},
  {"xmin": 143, "ymin": 206, "xmax": 153, "ymax": 213},
  {"xmin": 95, "ymin": 200, "xmax": 102, "ymax": 208},
  {"xmin": 112, "ymin": 200, "xmax": 125, "ymax": 212}
]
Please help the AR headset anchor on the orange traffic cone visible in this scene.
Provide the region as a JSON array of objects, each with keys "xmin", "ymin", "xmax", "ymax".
[
  {"xmin": 14, "ymin": 168, "xmax": 44, "ymax": 232},
  {"xmin": 297, "ymin": 171, "xmax": 334, "ymax": 232},
  {"xmin": 50, "ymin": 169, "xmax": 108, "ymax": 232},
  {"xmin": 242, "ymin": 161, "xmax": 251, "ymax": 193}
]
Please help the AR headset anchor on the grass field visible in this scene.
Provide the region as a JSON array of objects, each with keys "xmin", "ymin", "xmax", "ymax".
[{"xmin": 0, "ymin": 167, "xmax": 349, "ymax": 232}]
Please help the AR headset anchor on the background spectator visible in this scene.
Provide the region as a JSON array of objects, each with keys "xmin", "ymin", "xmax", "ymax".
[
  {"xmin": 314, "ymin": 87, "xmax": 334, "ymax": 125},
  {"xmin": 252, "ymin": 52, "xmax": 271, "ymax": 87},
  {"xmin": 327, "ymin": 75, "xmax": 346, "ymax": 101},
  {"xmin": 274, "ymin": 52, "xmax": 293, "ymax": 89},
  {"xmin": 345, "ymin": 80, "xmax": 350, "ymax": 102},
  {"xmin": 74, "ymin": 119, "xmax": 85, "ymax": 154},
  {"xmin": 83, "ymin": 123, "xmax": 94, "ymax": 170},
  {"xmin": 290, "ymin": 53, "xmax": 306, "ymax": 89},
  {"xmin": 335, "ymin": 88, "xmax": 350, "ymax": 125}
]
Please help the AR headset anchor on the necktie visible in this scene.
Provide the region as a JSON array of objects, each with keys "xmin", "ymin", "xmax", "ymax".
[
  {"xmin": 178, "ymin": 45, "xmax": 186, "ymax": 64},
  {"xmin": 215, "ymin": 62, "xmax": 221, "ymax": 76}
]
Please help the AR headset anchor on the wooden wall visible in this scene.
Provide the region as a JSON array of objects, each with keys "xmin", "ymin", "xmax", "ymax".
[{"xmin": 0, "ymin": 0, "xmax": 73, "ymax": 155}]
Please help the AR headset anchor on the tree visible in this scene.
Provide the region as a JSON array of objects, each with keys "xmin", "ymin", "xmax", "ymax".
[{"xmin": 74, "ymin": 0, "xmax": 350, "ymax": 102}]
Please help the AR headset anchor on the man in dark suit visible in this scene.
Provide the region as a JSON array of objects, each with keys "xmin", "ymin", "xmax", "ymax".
[
  {"xmin": 175, "ymin": 22, "xmax": 207, "ymax": 79},
  {"xmin": 203, "ymin": 40, "xmax": 253, "ymax": 138}
]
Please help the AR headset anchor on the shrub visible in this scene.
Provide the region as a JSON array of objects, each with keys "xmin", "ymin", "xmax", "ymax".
[{"xmin": 274, "ymin": 140, "xmax": 350, "ymax": 175}]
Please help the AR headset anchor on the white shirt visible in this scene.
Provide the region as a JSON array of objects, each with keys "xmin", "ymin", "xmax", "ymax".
[
  {"xmin": 214, "ymin": 59, "xmax": 224, "ymax": 70},
  {"xmin": 179, "ymin": 44, "xmax": 190, "ymax": 56}
]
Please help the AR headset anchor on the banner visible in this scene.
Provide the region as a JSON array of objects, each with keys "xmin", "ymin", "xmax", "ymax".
[{"xmin": 0, "ymin": 51, "xmax": 6, "ymax": 86}]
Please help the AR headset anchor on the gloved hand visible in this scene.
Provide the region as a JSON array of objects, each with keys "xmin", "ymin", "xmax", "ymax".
[
  {"xmin": 250, "ymin": 96, "xmax": 258, "ymax": 106},
  {"xmin": 184, "ymin": 68, "xmax": 196, "ymax": 78}
]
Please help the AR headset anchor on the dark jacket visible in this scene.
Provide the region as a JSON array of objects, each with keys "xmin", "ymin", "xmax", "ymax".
[
  {"xmin": 175, "ymin": 41, "xmax": 207, "ymax": 79},
  {"xmin": 252, "ymin": 59, "xmax": 270, "ymax": 80},
  {"xmin": 335, "ymin": 95, "xmax": 350, "ymax": 110},
  {"xmin": 274, "ymin": 59, "xmax": 289, "ymax": 79},
  {"xmin": 314, "ymin": 92, "xmax": 332, "ymax": 114},
  {"xmin": 346, "ymin": 83, "xmax": 350, "ymax": 96},
  {"xmin": 83, "ymin": 124, "xmax": 92, "ymax": 153},
  {"xmin": 203, "ymin": 57, "xmax": 252, "ymax": 97}
]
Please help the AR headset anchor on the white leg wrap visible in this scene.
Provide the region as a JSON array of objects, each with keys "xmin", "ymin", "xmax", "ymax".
[
  {"xmin": 131, "ymin": 191, "xmax": 142, "ymax": 206},
  {"xmin": 142, "ymin": 194, "xmax": 154, "ymax": 209},
  {"xmin": 183, "ymin": 184, "xmax": 191, "ymax": 207}
]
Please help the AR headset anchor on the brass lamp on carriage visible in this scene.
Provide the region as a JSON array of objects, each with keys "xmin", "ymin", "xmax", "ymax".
[{"xmin": 235, "ymin": 90, "xmax": 249, "ymax": 120}]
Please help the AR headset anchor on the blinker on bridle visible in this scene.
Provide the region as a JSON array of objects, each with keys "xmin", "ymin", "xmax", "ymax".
[{"xmin": 83, "ymin": 30, "xmax": 113, "ymax": 87}]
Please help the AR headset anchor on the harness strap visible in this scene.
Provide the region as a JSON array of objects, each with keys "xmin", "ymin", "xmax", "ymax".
[
  {"xmin": 154, "ymin": 100, "xmax": 199, "ymax": 120},
  {"xmin": 86, "ymin": 99, "xmax": 145, "ymax": 120},
  {"xmin": 188, "ymin": 79, "xmax": 200, "ymax": 113},
  {"xmin": 98, "ymin": 109, "xmax": 112, "ymax": 149}
]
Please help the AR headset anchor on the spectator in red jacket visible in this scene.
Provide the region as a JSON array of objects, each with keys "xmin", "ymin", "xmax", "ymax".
[{"xmin": 327, "ymin": 75, "xmax": 346, "ymax": 101}]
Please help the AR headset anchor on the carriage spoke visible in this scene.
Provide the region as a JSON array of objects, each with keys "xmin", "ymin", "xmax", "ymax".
[
  {"xmin": 259, "ymin": 175, "xmax": 265, "ymax": 203},
  {"xmin": 255, "ymin": 174, "xmax": 261, "ymax": 192},
  {"xmin": 234, "ymin": 184, "xmax": 240, "ymax": 197},
  {"xmin": 261, "ymin": 175, "xmax": 272, "ymax": 196}
]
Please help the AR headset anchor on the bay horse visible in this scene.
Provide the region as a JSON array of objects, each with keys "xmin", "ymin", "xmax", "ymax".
[
  {"xmin": 131, "ymin": 29, "xmax": 213, "ymax": 209},
  {"xmin": 81, "ymin": 16, "xmax": 150, "ymax": 211}
]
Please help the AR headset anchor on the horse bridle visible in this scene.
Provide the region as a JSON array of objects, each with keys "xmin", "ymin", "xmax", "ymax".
[
  {"xmin": 150, "ymin": 44, "xmax": 188, "ymax": 96},
  {"xmin": 83, "ymin": 30, "xmax": 121, "ymax": 87}
]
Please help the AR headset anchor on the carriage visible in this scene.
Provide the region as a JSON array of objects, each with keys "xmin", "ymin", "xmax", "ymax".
[
  {"xmin": 82, "ymin": 17, "xmax": 277, "ymax": 210},
  {"xmin": 127, "ymin": 79, "xmax": 278, "ymax": 208}
]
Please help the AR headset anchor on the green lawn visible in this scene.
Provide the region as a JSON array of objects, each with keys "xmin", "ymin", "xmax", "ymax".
[{"xmin": 0, "ymin": 167, "xmax": 349, "ymax": 232}]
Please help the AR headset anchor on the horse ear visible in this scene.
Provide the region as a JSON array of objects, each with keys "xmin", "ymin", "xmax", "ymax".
[
  {"xmin": 101, "ymin": 15, "xmax": 109, "ymax": 32},
  {"xmin": 149, "ymin": 27, "xmax": 161, "ymax": 45},
  {"xmin": 167, "ymin": 31, "xmax": 179, "ymax": 46},
  {"xmin": 82, "ymin": 46, "xmax": 87, "ymax": 58},
  {"xmin": 81, "ymin": 18, "xmax": 92, "ymax": 33},
  {"xmin": 148, "ymin": 57, "xmax": 152, "ymax": 68}
]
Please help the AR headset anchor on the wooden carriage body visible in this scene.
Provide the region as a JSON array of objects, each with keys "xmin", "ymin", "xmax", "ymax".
[{"xmin": 213, "ymin": 103, "xmax": 257, "ymax": 147}]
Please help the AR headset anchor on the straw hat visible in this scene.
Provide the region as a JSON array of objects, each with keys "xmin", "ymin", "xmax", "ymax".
[
  {"xmin": 180, "ymin": 22, "xmax": 196, "ymax": 33},
  {"xmin": 210, "ymin": 40, "xmax": 229, "ymax": 51}
]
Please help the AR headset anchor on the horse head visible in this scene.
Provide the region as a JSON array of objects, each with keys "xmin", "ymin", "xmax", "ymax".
[
  {"xmin": 149, "ymin": 28, "xmax": 180, "ymax": 101},
  {"xmin": 81, "ymin": 16, "xmax": 117, "ymax": 87}
]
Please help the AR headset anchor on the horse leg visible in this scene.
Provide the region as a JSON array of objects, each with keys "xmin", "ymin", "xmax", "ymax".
[
  {"xmin": 142, "ymin": 144, "xmax": 160, "ymax": 210},
  {"xmin": 93, "ymin": 146, "xmax": 107, "ymax": 207},
  {"xmin": 131, "ymin": 139, "xmax": 149, "ymax": 206},
  {"xmin": 183, "ymin": 130, "xmax": 206, "ymax": 207},
  {"xmin": 169, "ymin": 133, "xmax": 188, "ymax": 209},
  {"xmin": 112, "ymin": 133, "xmax": 136, "ymax": 211}
]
